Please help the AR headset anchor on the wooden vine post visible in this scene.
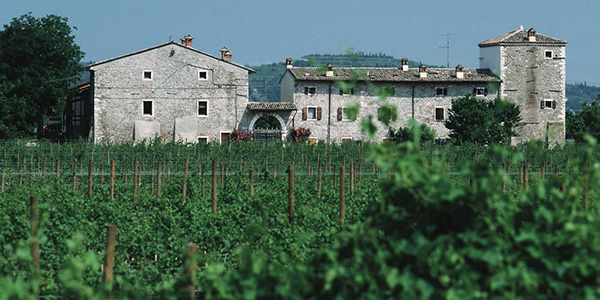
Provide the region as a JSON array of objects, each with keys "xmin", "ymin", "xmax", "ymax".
[
  {"xmin": 157, "ymin": 161, "xmax": 162, "ymax": 198},
  {"xmin": 212, "ymin": 160, "xmax": 217, "ymax": 214},
  {"xmin": 524, "ymin": 163, "xmax": 529, "ymax": 190},
  {"xmin": 249, "ymin": 169, "xmax": 254, "ymax": 197},
  {"xmin": 317, "ymin": 157, "xmax": 322, "ymax": 198},
  {"xmin": 183, "ymin": 243, "xmax": 198, "ymax": 297},
  {"xmin": 182, "ymin": 157, "xmax": 189, "ymax": 204},
  {"xmin": 288, "ymin": 163, "xmax": 295, "ymax": 229},
  {"xmin": 110, "ymin": 160, "xmax": 116, "ymax": 201},
  {"xmin": 340, "ymin": 165, "xmax": 345, "ymax": 227},
  {"xmin": 88, "ymin": 157, "xmax": 93, "ymax": 199},
  {"xmin": 103, "ymin": 224, "xmax": 117, "ymax": 295},
  {"xmin": 30, "ymin": 195, "xmax": 40, "ymax": 300},
  {"xmin": 350, "ymin": 161, "xmax": 355, "ymax": 196},
  {"xmin": 72, "ymin": 159, "xmax": 77, "ymax": 191},
  {"xmin": 133, "ymin": 158, "xmax": 138, "ymax": 202}
]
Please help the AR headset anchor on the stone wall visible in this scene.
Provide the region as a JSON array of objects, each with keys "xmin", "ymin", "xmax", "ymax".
[
  {"xmin": 289, "ymin": 79, "xmax": 497, "ymax": 143},
  {"xmin": 90, "ymin": 43, "xmax": 250, "ymax": 144},
  {"xmin": 499, "ymin": 45, "xmax": 566, "ymax": 145}
]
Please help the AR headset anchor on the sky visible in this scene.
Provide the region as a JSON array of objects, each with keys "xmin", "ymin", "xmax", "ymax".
[{"xmin": 2, "ymin": 0, "xmax": 599, "ymax": 85}]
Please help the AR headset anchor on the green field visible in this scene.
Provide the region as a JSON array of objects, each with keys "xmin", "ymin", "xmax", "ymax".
[{"xmin": 1, "ymin": 139, "xmax": 600, "ymax": 299}]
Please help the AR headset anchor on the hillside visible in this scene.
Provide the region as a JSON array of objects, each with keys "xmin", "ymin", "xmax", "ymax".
[{"xmin": 566, "ymin": 82, "xmax": 600, "ymax": 111}]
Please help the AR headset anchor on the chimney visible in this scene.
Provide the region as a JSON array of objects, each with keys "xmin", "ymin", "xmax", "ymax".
[
  {"xmin": 286, "ymin": 58, "xmax": 293, "ymax": 69},
  {"xmin": 325, "ymin": 63, "xmax": 334, "ymax": 77},
  {"xmin": 401, "ymin": 58, "xmax": 409, "ymax": 71},
  {"xmin": 455, "ymin": 64, "xmax": 464, "ymax": 79},
  {"xmin": 220, "ymin": 47, "xmax": 232, "ymax": 62},
  {"xmin": 419, "ymin": 64, "xmax": 427, "ymax": 78},
  {"xmin": 181, "ymin": 35, "xmax": 194, "ymax": 48},
  {"xmin": 527, "ymin": 28, "xmax": 536, "ymax": 42}
]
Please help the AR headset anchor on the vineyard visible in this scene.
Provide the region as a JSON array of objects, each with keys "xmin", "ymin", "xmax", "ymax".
[{"xmin": 1, "ymin": 138, "xmax": 600, "ymax": 299}]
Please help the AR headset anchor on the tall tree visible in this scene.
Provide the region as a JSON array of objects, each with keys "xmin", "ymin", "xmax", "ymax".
[
  {"xmin": 445, "ymin": 95, "xmax": 521, "ymax": 145},
  {"xmin": 0, "ymin": 13, "xmax": 84, "ymax": 138},
  {"xmin": 567, "ymin": 94, "xmax": 600, "ymax": 142}
]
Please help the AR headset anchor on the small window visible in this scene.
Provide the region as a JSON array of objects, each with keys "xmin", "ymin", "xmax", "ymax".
[
  {"xmin": 383, "ymin": 86, "xmax": 395, "ymax": 97},
  {"xmin": 541, "ymin": 99, "xmax": 556, "ymax": 110},
  {"xmin": 197, "ymin": 136, "xmax": 208, "ymax": 144},
  {"xmin": 474, "ymin": 87, "xmax": 488, "ymax": 96},
  {"xmin": 337, "ymin": 107, "xmax": 351, "ymax": 121},
  {"xmin": 435, "ymin": 107, "xmax": 445, "ymax": 121},
  {"xmin": 545, "ymin": 50, "xmax": 553, "ymax": 59},
  {"xmin": 143, "ymin": 70, "xmax": 152, "ymax": 80},
  {"xmin": 341, "ymin": 137, "xmax": 353, "ymax": 143},
  {"xmin": 435, "ymin": 87, "xmax": 448, "ymax": 96},
  {"xmin": 198, "ymin": 100, "xmax": 208, "ymax": 116},
  {"xmin": 142, "ymin": 100, "xmax": 153, "ymax": 116},
  {"xmin": 198, "ymin": 71, "xmax": 208, "ymax": 80},
  {"xmin": 307, "ymin": 106, "xmax": 317, "ymax": 120},
  {"xmin": 220, "ymin": 132, "xmax": 231, "ymax": 144},
  {"xmin": 340, "ymin": 87, "xmax": 355, "ymax": 95},
  {"xmin": 304, "ymin": 86, "xmax": 317, "ymax": 95}
]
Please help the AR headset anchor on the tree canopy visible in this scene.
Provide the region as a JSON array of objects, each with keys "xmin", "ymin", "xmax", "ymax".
[
  {"xmin": 445, "ymin": 95, "xmax": 521, "ymax": 145},
  {"xmin": 566, "ymin": 94, "xmax": 600, "ymax": 142},
  {"xmin": 0, "ymin": 13, "xmax": 84, "ymax": 138}
]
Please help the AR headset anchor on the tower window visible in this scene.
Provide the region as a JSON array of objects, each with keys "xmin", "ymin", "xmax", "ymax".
[
  {"xmin": 435, "ymin": 87, "xmax": 448, "ymax": 96},
  {"xmin": 142, "ymin": 100, "xmax": 153, "ymax": 116},
  {"xmin": 435, "ymin": 107, "xmax": 445, "ymax": 121},
  {"xmin": 143, "ymin": 70, "xmax": 153, "ymax": 80},
  {"xmin": 545, "ymin": 50, "xmax": 553, "ymax": 59},
  {"xmin": 199, "ymin": 71, "xmax": 208, "ymax": 80},
  {"xmin": 198, "ymin": 100, "xmax": 208, "ymax": 116}
]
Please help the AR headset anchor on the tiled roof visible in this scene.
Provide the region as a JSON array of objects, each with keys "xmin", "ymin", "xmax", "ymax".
[
  {"xmin": 287, "ymin": 67, "xmax": 500, "ymax": 82},
  {"xmin": 88, "ymin": 42, "xmax": 255, "ymax": 73},
  {"xmin": 479, "ymin": 28, "xmax": 566, "ymax": 47},
  {"xmin": 247, "ymin": 102, "xmax": 297, "ymax": 111}
]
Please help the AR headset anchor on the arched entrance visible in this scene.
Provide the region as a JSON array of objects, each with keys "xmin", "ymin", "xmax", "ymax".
[{"xmin": 249, "ymin": 113, "xmax": 287, "ymax": 142}]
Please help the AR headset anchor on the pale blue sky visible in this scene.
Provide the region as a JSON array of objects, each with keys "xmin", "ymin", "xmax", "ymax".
[{"xmin": 2, "ymin": 0, "xmax": 599, "ymax": 85}]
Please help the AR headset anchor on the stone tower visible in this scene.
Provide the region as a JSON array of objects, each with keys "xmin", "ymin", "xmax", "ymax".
[{"xmin": 479, "ymin": 27, "xmax": 567, "ymax": 145}]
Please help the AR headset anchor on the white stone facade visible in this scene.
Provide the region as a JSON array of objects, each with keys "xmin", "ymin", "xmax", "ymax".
[{"xmin": 88, "ymin": 41, "xmax": 254, "ymax": 144}]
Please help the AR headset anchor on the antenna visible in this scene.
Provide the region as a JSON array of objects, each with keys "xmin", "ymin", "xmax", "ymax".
[{"xmin": 439, "ymin": 33, "xmax": 457, "ymax": 68}]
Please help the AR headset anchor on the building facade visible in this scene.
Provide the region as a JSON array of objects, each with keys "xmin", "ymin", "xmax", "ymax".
[
  {"xmin": 280, "ymin": 27, "xmax": 566, "ymax": 144},
  {"xmin": 479, "ymin": 27, "xmax": 567, "ymax": 145},
  {"xmin": 280, "ymin": 60, "xmax": 499, "ymax": 143},
  {"xmin": 87, "ymin": 36, "xmax": 254, "ymax": 144}
]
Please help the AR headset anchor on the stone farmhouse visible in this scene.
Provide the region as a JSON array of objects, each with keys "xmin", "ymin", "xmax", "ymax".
[
  {"xmin": 69, "ymin": 27, "xmax": 566, "ymax": 145},
  {"xmin": 73, "ymin": 35, "xmax": 256, "ymax": 144},
  {"xmin": 277, "ymin": 27, "xmax": 566, "ymax": 144}
]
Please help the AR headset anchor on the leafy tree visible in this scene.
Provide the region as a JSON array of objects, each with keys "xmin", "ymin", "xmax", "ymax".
[
  {"xmin": 573, "ymin": 95, "xmax": 600, "ymax": 142},
  {"xmin": 0, "ymin": 13, "xmax": 84, "ymax": 138},
  {"xmin": 566, "ymin": 109, "xmax": 585, "ymax": 141},
  {"xmin": 388, "ymin": 119, "xmax": 436, "ymax": 144},
  {"xmin": 445, "ymin": 95, "xmax": 520, "ymax": 145}
]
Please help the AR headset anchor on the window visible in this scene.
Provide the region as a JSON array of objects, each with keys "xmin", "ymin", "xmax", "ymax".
[
  {"xmin": 197, "ymin": 136, "xmax": 208, "ymax": 144},
  {"xmin": 197, "ymin": 100, "xmax": 208, "ymax": 116},
  {"xmin": 142, "ymin": 100, "xmax": 153, "ymax": 116},
  {"xmin": 339, "ymin": 87, "xmax": 355, "ymax": 95},
  {"xmin": 307, "ymin": 106, "xmax": 317, "ymax": 120},
  {"xmin": 143, "ymin": 70, "xmax": 152, "ymax": 80},
  {"xmin": 341, "ymin": 137, "xmax": 353, "ymax": 143},
  {"xmin": 435, "ymin": 107, "xmax": 445, "ymax": 121},
  {"xmin": 383, "ymin": 86, "xmax": 395, "ymax": 97},
  {"xmin": 545, "ymin": 50, "xmax": 553, "ymax": 59},
  {"xmin": 198, "ymin": 71, "xmax": 208, "ymax": 80},
  {"xmin": 541, "ymin": 99, "xmax": 556, "ymax": 109},
  {"xmin": 435, "ymin": 87, "xmax": 448, "ymax": 96},
  {"xmin": 302, "ymin": 106, "xmax": 321, "ymax": 120},
  {"xmin": 473, "ymin": 87, "xmax": 488, "ymax": 96},
  {"xmin": 337, "ymin": 107, "xmax": 351, "ymax": 121},
  {"xmin": 304, "ymin": 86, "xmax": 317, "ymax": 95},
  {"xmin": 220, "ymin": 132, "xmax": 231, "ymax": 144}
]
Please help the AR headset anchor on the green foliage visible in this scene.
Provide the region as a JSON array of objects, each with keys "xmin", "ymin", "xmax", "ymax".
[
  {"xmin": 0, "ymin": 13, "xmax": 85, "ymax": 138},
  {"xmin": 388, "ymin": 119, "xmax": 436, "ymax": 144},
  {"xmin": 567, "ymin": 94, "xmax": 600, "ymax": 142},
  {"xmin": 446, "ymin": 96, "xmax": 521, "ymax": 145}
]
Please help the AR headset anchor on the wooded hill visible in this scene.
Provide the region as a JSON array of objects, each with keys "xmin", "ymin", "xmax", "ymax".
[{"xmin": 246, "ymin": 53, "xmax": 598, "ymax": 111}]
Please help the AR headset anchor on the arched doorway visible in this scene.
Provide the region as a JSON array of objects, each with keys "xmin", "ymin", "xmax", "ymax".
[{"xmin": 249, "ymin": 113, "xmax": 286, "ymax": 142}]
